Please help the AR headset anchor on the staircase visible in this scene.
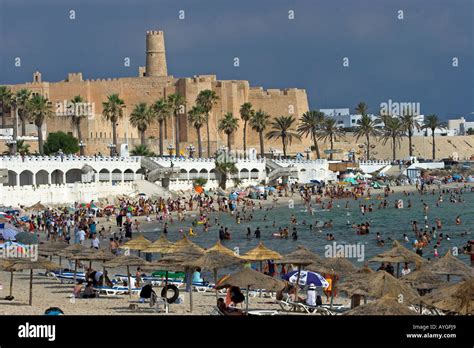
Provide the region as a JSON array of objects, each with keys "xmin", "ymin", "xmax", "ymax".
[
  {"xmin": 141, "ymin": 157, "xmax": 181, "ymax": 182},
  {"xmin": 266, "ymin": 160, "xmax": 298, "ymax": 182}
]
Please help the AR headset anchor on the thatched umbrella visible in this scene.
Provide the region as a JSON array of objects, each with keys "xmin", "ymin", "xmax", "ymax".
[
  {"xmin": 142, "ymin": 235, "xmax": 173, "ymax": 254},
  {"xmin": 215, "ymin": 267, "xmax": 286, "ymax": 312},
  {"xmin": 27, "ymin": 201, "xmax": 47, "ymax": 212},
  {"xmin": 275, "ymin": 246, "xmax": 320, "ymax": 302},
  {"xmin": 160, "ymin": 244, "xmax": 205, "ymax": 313},
  {"xmin": 421, "ymin": 278, "xmax": 473, "ymax": 315},
  {"xmin": 69, "ymin": 249, "xmax": 115, "ymax": 286},
  {"xmin": 402, "ymin": 266, "xmax": 446, "ymax": 292},
  {"xmin": 2, "ymin": 258, "xmax": 60, "ymax": 305},
  {"xmin": 206, "ymin": 240, "xmax": 236, "ymax": 256},
  {"xmin": 344, "ymin": 296, "xmax": 418, "ymax": 315},
  {"xmin": 166, "ymin": 235, "xmax": 204, "ymax": 254},
  {"xmin": 38, "ymin": 241, "xmax": 69, "ymax": 271},
  {"xmin": 370, "ymin": 240, "xmax": 425, "ymax": 277},
  {"xmin": 182, "ymin": 251, "xmax": 244, "ymax": 300},
  {"xmin": 339, "ymin": 270, "xmax": 420, "ymax": 307},
  {"xmin": 429, "ymin": 250, "xmax": 473, "ymax": 281},
  {"xmin": 307, "ymin": 257, "xmax": 359, "ymax": 308},
  {"xmin": 119, "ymin": 235, "xmax": 152, "ymax": 256},
  {"xmin": 58, "ymin": 244, "xmax": 92, "ymax": 283},
  {"xmin": 104, "ymin": 255, "xmax": 149, "ymax": 298}
]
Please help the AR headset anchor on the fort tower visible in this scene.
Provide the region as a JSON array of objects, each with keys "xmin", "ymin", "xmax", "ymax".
[{"xmin": 145, "ymin": 30, "xmax": 168, "ymax": 77}]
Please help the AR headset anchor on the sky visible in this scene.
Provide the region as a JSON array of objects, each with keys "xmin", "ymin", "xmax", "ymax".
[{"xmin": 0, "ymin": 0, "xmax": 473, "ymax": 120}]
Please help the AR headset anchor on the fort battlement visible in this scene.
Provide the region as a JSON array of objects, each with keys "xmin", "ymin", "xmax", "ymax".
[
  {"xmin": 249, "ymin": 87, "xmax": 301, "ymax": 97},
  {"xmin": 146, "ymin": 30, "xmax": 164, "ymax": 36}
]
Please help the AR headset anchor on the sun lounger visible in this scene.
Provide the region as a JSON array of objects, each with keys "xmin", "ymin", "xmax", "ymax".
[
  {"xmin": 94, "ymin": 285, "xmax": 142, "ymax": 296},
  {"xmin": 192, "ymin": 282, "xmax": 215, "ymax": 293},
  {"xmin": 296, "ymin": 302, "xmax": 334, "ymax": 315}
]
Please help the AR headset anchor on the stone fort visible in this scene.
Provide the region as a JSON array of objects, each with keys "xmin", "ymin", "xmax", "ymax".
[{"xmin": 4, "ymin": 30, "xmax": 310, "ymax": 155}]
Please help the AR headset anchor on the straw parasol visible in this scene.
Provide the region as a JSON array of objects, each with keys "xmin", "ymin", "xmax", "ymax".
[
  {"xmin": 104, "ymin": 255, "xmax": 149, "ymax": 298},
  {"xmin": 58, "ymin": 244, "xmax": 94, "ymax": 283},
  {"xmin": 339, "ymin": 270, "xmax": 420, "ymax": 306},
  {"xmin": 275, "ymin": 246, "xmax": 320, "ymax": 302},
  {"xmin": 344, "ymin": 296, "xmax": 418, "ymax": 315},
  {"xmin": 166, "ymin": 235, "xmax": 205, "ymax": 254},
  {"xmin": 39, "ymin": 241, "xmax": 69, "ymax": 256},
  {"xmin": 160, "ymin": 243, "xmax": 205, "ymax": 313},
  {"xmin": 119, "ymin": 235, "xmax": 152, "ymax": 253},
  {"xmin": 401, "ymin": 265, "xmax": 446, "ymax": 291},
  {"xmin": 429, "ymin": 250, "xmax": 473, "ymax": 281},
  {"xmin": 142, "ymin": 235, "xmax": 173, "ymax": 254},
  {"xmin": 421, "ymin": 278, "xmax": 473, "ymax": 315},
  {"xmin": 69, "ymin": 249, "xmax": 115, "ymax": 287},
  {"xmin": 370, "ymin": 240, "xmax": 425, "ymax": 277},
  {"xmin": 182, "ymin": 251, "xmax": 244, "ymax": 300},
  {"xmin": 206, "ymin": 240, "xmax": 236, "ymax": 256},
  {"xmin": 215, "ymin": 267, "xmax": 286, "ymax": 312},
  {"xmin": 241, "ymin": 241, "xmax": 283, "ymax": 262},
  {"xmin": 2, "ymin": 258, "xmax": 60, "ymax": 305},
  {"xmin": 27, "ymin": 201, "xmax": 47, "ymax": 212}
]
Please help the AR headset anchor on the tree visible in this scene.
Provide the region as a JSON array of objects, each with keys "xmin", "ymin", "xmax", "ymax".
[
  {"xmin": 167, "ymin": 94, "xmax": 186, "ymax": 155},
  {"xmin": 27, "ymin": 94, "xmax": 53, "ymax": 155},
  {"xmin": 467, "ymin": 128, "xmax": 474, "ymax": 135},
  {"xmin": 297, "ymin": 110, "xmax": 325, "ymax": 159},
  {"xmin": 354, "ymin": 115, "xmax": 380, "ymax": 160},
  {"xmin": 215, "ymin": 157, "xmax": 238, "ymax": 190},
  {"xmin": 102, "ymin": 94, "xmax": 125, "ymax": 155},
  {"xmin": 423, "ymin": 114, "xmax": 444, "ymax": 160},
  {"xmin": 0, "ymin": 86, "xmax": 12, "ymax": 129},
  {"xmin": 266, "ymin": 115, "xmax": 301, "ymax": 158},
  {"xmin": 187, "ymin": 105, "xmax": 206, "ymax": 157},
  {"xmin": 400, "ymin": 110, "xmax": 421, "ymax": 158},
  {"xmin": 130, "ymin": 102, "xmax": 153, "ymax": 146},
  {"xmin": 70, "ymin": 95, "xmax": 86, "ymax": 155},
  {"xmin": 317, "ymin": 117, "xmax": 345, "ymax": 160},
  {"xmin": 249, "ymin": 109, "xmax": 270, "ymax": 158},
  {"xmin": 218, "ymin": 112, "xmax": 239, "ymax": 152},
  {"xmin": 16, "ymin": 89, "xmax": 32, "ymax": 136},
  {"xmin": 239, "ymin": 102, "xmax": 254, "ymax": 156},
  {"xmin": 130, "ymin": 144, "xmax": 154, "ymax": 156},
  {"xmin": 43, "ymin": 131, "xmax": 79, "ymax": 155},
  {"xmin": 196, "ymin": 90, "xmax": 219, "ymax": 157},
  {"xmin": 380, "ymin": 115, "xmax": 404, "ymax": 161},
  {"xmin": 151, "ymin": 98, "xmax": 169, "ymax": 156}
]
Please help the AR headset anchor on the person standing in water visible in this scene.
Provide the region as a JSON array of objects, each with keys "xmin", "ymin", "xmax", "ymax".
[{"xmin": 291, "ymin": 227, "xmax": 298, "ymax": 240}]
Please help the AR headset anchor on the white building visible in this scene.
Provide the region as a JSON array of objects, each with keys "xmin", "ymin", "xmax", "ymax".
[
  {"xmin": 448, "ymin": 117, "xmax": 474, "ymax": 136},
  {"xmin": 320, "ymin": 108, "xmax": 382, "ymax": 129}
]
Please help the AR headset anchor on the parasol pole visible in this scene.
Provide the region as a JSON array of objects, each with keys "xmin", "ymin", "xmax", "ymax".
[
  {"xmin": 214, "ymin": 268, "xmax": 218, "ymax": 300},
  {"xmin": 73, "ymin": 260, "xmax": 78, "ymax": 284},
  {"xmin": 127, "ymin": 265, "xmax": 132, "ymax": 299},
  {"xmin": 330, "ymin": 271, "xmax": 336, "ymax": 309},
  {"xmin": 59, "ymin": 256, "xmax": 62, "ymax": 275},
  {"xmin": 246, "ymin": 285, "xmax": 250, "ymax": 313},
  {"xmin": 186, "ymin": 267, "xmax": 193, "ymax": 313},
  {"xmin": 9, "ymin": 270, "xmax": 13, "ymax": 297},
  {"xmin": 396, "ymin": 262, "xmax": 400, "ymax": 278},
  {"xmin": 29, "ymin": 269, "xmax": 33, "ymax": 306},
  {"xmin": 294, "ymin": 265, "xmax": 301, "ymax": 303}
]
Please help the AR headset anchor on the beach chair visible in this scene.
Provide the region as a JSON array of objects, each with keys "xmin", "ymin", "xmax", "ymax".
[
  {"xmin": 296, "ymin": 302, "xmax": 333, "ymax": 315},
  {"xmin": 151, "ymin": 293, "xmax": 170, "ymax": 313},
  {"xmin": 277, "ymin": 294, "xmax": 294, "ymax": 312},
  {"xmin": 93, "ymin": 286, "xmax": 127, "ymax": 296},
  {"xmin": 210, "ymin": 306, "xmax": 225, "ymax": 316}
]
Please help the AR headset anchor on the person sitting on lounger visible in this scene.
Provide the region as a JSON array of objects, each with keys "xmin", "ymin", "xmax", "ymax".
[
  {"xmin": 192, "ymin": 268, "xmax": 206, "ymax": 284},
  {"xmin": 73, "ymin": 280, "xmax": 84, "ymax": 298},
  {"xmin": 217, "ymin": 298, "xmax": 244, "ymax": 316},
  {"xmin": 82, "ymin": 281, "xmax": 98, "ymax": 298},
  {"xmin": 98, "ymin": 270, "xmax": 113, "ymax": 287}
]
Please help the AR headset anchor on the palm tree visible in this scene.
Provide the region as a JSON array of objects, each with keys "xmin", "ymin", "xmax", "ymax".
[
  {"xmin": 196, "ymin": 90, "xmax": 219, "ymax": 157},
  {"xmin": 400, "ymin": 110, "xmax": 421, "ymax": 158},
  {"xmin": 317, "ymin": 117, "xmax": 345, "ymax": 160},
  {"xmin": 215, "ymin": 159, "xmax": 238, "ymax": 190},
  {"xmin": 249, "ymin": 110, "xmax": 270, "ymax": 158},
  {"xmin": 187, "ymin": 105, "xmax": 206, "ymax": 157},
  {"xmin": 355, "ymin": 102, "xmax": 369, "ymax": 117},
  {"xmin": 102, "ymin": 94, "xmax": 125, "ymax": 154},
  {"xmin": 297, "ymin": 110, "xmax": 325, "ymax": 159},
  {"xmin": 218, "ymin": 112, "xmax": 239, "ymax": 152},
  {"xmin": 130, "ymin": 144, "xmax": 154, "ymax": 156},
  {"xmin": 130, "ymin": 102, "xmax": 153, "ymax": 146},
  {"xmin": 380, "ymin": 115, "xmax": 404, "ymax": 161},
  {"xmin": 167, "ymin": 94, "xmax": 186, "ymax": 155},
  {"xmin": 70, "ymin": 95, "xmax": 86, "ymax": 155},
  {"xmin": 423, "ymin": 114, "xmax": 444, "ymax": 160},
  {"xmin": 151, "ymin": 98, "xmax": 169, "ymax": 156},
  {"xmin": 354, "ymin": 114, "xmax": 380, "ymax": 160},
  {"xmin": 266, "ymin": 115, "xmax": 301, "ymax": 158},
  {"xmin": 0, "ymin": 86, "xmax": 12, "ymax": 129},
  {"xmin": 239, "ymin": 102, "xmax": 254, "ymax": 156},
  {"xmin": 16, "ymin": 89, "xmax": 32, "ymax": 136},
  {"xmin": 27, "ymin": 94, "xmax": 53, "ymax": 155}
]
